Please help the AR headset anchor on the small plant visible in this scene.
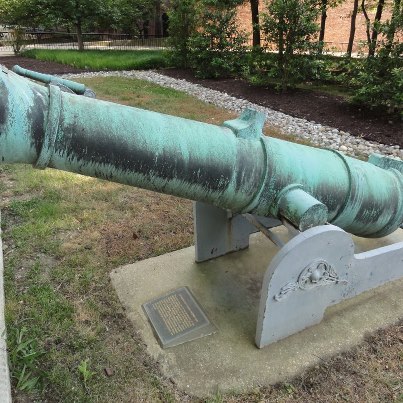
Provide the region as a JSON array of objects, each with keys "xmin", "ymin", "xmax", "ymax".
[
  {"xmin": 78, "ymin": 359, "xmax": 96, "ymax": 388},
  {"xmin": 283, "ymin": 382, "xmax": 296, "ymax": 395},
  {"xmin": 8, "ymin": 326, "xmax": 44, "ymax": 392},
  {"xmin": 206, "ymin": 389, "xmax": 223, "ymax": 402},
  {"xmin": 10, "ymin": 27, "xmax": 27, "ymax": 55}
]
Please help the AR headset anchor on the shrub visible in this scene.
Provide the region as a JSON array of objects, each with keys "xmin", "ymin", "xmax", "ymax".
[
  {"xmin": 261, "ymin": 0, "xmax": 321, "ymax": 90},
  {"xmin": 10, "ymin": 27, "xmax": 27, "ymax": 55},
  {"xmin": 350, "ymin": 11, "xmax": 402, "ymax": 116},
  {"xmin": 351, "ymin": 57, "xmax": 402, "ymax": 116},
  {"xmin": 244, "ymin": 50, "xmax": 332, "ymax": 88},
  {"xmin": 167, "ymin": 0, "xmax": 198, "ymax": 68},
  {"xmin": 188, "ymin": 0, "xmax": 248, "ymax": 78}
]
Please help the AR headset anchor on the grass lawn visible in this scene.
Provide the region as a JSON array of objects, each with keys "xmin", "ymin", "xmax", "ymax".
[
  {"xmin": 22, "ymin": 49, "xmax": 169, "ymax": 70},
  {"xmin": 3, "ymin": 77, "xmax": 402, "ymax": 402}
]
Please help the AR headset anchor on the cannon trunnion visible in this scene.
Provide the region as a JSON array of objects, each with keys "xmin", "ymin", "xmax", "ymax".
[{"xmin": 1, "ymin": 65, "xmax": 403, "ymax": 347}]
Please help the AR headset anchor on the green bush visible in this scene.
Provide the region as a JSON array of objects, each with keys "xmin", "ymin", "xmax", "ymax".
[
  {"xmin": 188, "ymin": 0, "xmax": 248, "ymax": 78},
  {"xmin": 351, "ymin": 56, "xmax": 403, "ymax": 116},
  {"xmin": 261, "ymin": 0, "xmax": 321, "ymax": 90},
  {"xmin": 245, "ymin": 50, "xmax": 332, "ymax": 88},
  {"xmin": 167, "ymin": 0, "xmax": 198, "ymax": 68},
  {"xmin": 10, "ymin": 27, "xmax": 27, "ymax": 55},
  {"xmin": 349, "ymin": 12, "xmax": 402, "ymax": 117}
]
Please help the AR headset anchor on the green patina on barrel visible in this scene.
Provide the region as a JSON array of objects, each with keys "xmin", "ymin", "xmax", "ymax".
[
  {"xmin": 12, "ymin": 65, "xmax": 87, "ymax": 95},
  {"xmin": 0, "ymin": 65, "xmax": 402, "ymax": 237}
]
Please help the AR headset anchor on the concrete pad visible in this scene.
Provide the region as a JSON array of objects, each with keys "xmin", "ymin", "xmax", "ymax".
[{"xmin": 110, "ymin": 228, "xmax": 403, "ymax": 398}]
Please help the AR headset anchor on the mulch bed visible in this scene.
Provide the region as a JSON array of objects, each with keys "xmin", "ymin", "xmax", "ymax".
[
  {"xmin": 162, "ymin": 68, "xmax": 402, "ymax": 148},
  {"xmin": 0, "ymin": 55, "xmax": 89, "ymax": 75},
  {"xmin": 1, "ymin": 56, "xmax": 401, "ymax": 147}
]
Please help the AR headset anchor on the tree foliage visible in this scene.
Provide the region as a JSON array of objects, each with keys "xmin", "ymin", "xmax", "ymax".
[
  {"xmin": 0, "ymin": 0, "xmax": 109, "ymax": 50},
  {"xmin": 168, "ymin": 0, "xmax": 247, "ymax": 77},
  {"xmin": 188, "ymin": 0, "xmax": 247, "ymax": 78},
  {"xmin": 0, "ymin": 0, "xmax": 41, "ymax": 27},
  {"xmin": 351, "ymin": 0, "xmax": 402, "ymax": 115},
  {"xmin": 112, "ymin": 0, "xmax": 154, "ymax": 36},
  {"xmin": 261, "ymin": 0, "xmax": 320, "ymax": 90},
  {"xmin": 35, "ymin": 0, "xmax": 112, "ymax": 50},
  {"xmin": 167, "ymin": 0, "xmax": 198, "ymax": 68}
]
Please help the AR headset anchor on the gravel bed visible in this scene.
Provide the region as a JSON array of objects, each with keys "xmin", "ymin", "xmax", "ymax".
[{"xmin": 62, "ymin": 70, "xmax": 402, "ymax": 160}]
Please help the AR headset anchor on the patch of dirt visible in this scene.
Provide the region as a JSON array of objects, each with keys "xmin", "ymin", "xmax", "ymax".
[
  {"xmin": 100, "ymin": 221, "xmax": 142, "ymax": 260},
  {"xmin": 255, "ymin": 319, "xmax": 403, "ymax": 402},
  {"xmin": 162, "ymin": 68, "xmax": 403, "ymax": 148},
  {"xmin": 0, "ymin": 55, "xmax": 89, "ymax": 74}
]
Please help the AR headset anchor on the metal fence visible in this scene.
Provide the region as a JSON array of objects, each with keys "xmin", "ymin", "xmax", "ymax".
[
  {"xmin": 248, "ymin": 39, "xmax": 365, "ymax": 55},
  {"xmin": 0, "ymin": 30, "xmax": 364, "ymax": 55},
  {"xmin": 0, "ymin": 31, "xmax": 169, "ymax": 52}
]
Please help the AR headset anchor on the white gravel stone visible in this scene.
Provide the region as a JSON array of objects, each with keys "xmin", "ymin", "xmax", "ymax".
[{"xmin": 61, "ymin": 70, "xmax": 401, "ymax": 160}]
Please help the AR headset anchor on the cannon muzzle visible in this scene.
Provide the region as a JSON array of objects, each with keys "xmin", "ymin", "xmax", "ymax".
[{"xmin": 1, "ymin": 65, "xmax": 402, "ymax": 237}]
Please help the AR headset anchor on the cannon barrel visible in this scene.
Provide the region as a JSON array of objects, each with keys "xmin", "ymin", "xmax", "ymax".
[
  {"xmin": 11, "ymin": 65, "xmax": 88, "ymax": 95},
  {"xmin": 1, "ymin": 66, "xmax": 402, "ymax": 237}
]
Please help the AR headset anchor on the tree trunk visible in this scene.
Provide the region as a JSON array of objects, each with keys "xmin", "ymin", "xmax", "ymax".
[
  {"xmin": 347, "ymin": 0, "xmax": 359, "ymax": 56},
  {"xmin": 154, "ymin": 0, "xmax": 162, "ymax": 37},
  {"xmin": 368, "ymin": 0, "xmax": 385, "ymax": 56},
  {"xmin": 361, "ymin": 0, "xmax": 372, "ymax": 48},
  {"xmin": 318, "ymin": 0, "xmax": 328, "ymax": 53},
  {"xmin": 76, "ymin": 21, "xmax": 84, "ymax": 51},
  {"xmin": 250, "ymin": 0, "xmax": 260, "ymax": 47}
]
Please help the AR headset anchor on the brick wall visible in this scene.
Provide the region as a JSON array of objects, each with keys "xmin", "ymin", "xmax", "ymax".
[{"xmin": 237, "ymin": 1, "xmax": 392, "ymax": 52}]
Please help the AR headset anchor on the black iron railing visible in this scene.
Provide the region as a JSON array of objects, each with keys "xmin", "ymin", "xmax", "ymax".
[
  {"xmin": 0, "ymin": 31, "xmax": 169, "ymax": 52},
  {"xmin": 0, "ymin": 30, "xmax": 363, "ymax": 54}
]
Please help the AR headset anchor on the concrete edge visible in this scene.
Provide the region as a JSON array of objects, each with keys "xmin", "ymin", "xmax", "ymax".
[{"xmin": 0, "ymin": 212, "xmax": 12, "ymax": 402}]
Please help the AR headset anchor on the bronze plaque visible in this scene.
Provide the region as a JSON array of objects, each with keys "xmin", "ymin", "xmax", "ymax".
[{"xmin": 143, "ymin": 287, "xmax": 216, "ymax": 348}]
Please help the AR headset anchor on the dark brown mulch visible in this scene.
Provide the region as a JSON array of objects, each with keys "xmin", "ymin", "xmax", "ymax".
[
  {"xmin": 1, "ymin": 56, "xmax": 401, "ymax": 147},
  {"xmin": 0, "ymin": 55, "xmax": 89, "ymax": 75},
  {"xmin": 162, "ymin": 68, "xmax": 403, "ymax": 148}
]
